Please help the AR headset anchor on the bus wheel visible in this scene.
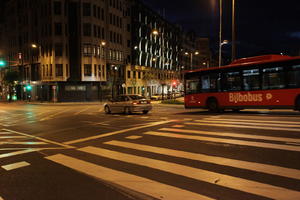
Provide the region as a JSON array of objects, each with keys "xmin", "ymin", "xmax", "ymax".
[{"xmin": 207, "ymin": 98, "xmax": 219, "ymax": 112}]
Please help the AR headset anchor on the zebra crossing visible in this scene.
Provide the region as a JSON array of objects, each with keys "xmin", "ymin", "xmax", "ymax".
[{"xmin": 46, "ymin": 117, "xmax": 300, "ymax": 200}]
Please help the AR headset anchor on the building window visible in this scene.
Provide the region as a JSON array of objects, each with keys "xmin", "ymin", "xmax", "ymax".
[
  {"xmin": 83, "ymin": 3, "xmax": 91, "ymax": 16},
  {"xmin": 127, "ymin": 70, "xmax": 131, "ymax": 79},
  {"xmin": 98, "ymin": 65, "xmax": 101, "ymax": 77},
  {"xmin": 83, "ymin": 44, "xmax": 92, "ymax": 56},
  {"xmin": 54, "ymin": 23, "xmax": 62, "ymax": 35},
  {"xmin": 50, "ymin": 64, "xmax": 53, "ymax": 76},
  {"xmin": 93, "ymin": 5, "xmax": 96, "ymax": 17},
  {"xmin": 56, "ymin": 64, "xmax": 63, "ymax": 77},
  {"xmin": 93, "ymin": 25, "xmax": 97, "ymax": 37},
  {"xmin": 54, "ymin": 1, "xmax": 62, "ymax": 15},
  {"xmin": 133, "ymin": 71, "xmax": 136, "ymax": 79},
  {"xmin": 83, "ymin": 23, "xmax": 91, "ymax": 36},
  {"xmin": 138, "ymin": 71, "xmax": 141, "ymax": 79},
  {"xmin": 94, "ymin": 64, "xmax": 97, "ymax": 76},
  {"xmin": 127, "ymin": 24, "xmax": 130, "ymax": 32},
  {"xmin": 101, "ymin": 8, "xmax": 104, "ymax": 20},
  {"xmin": 55, "ymin": 43, "xmax": 63, "ymax": 57},
  {"xmin": 84, "ymin": 64, "xmax": 92, "ymax": 76}
]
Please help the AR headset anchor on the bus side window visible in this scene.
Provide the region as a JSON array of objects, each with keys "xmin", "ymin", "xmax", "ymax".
[
  {"xmin": 186, "ymin": 79, "xmax": 200, "ymax": 94},
  {"xmin": 287, "ymin": 64, "xmax": 300, "ymax": 88},
  {"xmin": 200, "ymin": 73, "xmax": 219, "ymax": 93},
  {"xmin": 243, "ymin": 69, "xmax": 260, "ymax": 91},
  {"xmin": 262, "ymin": 67, "xmax": 285, "ymax": 90},
  {"xmin": 222, "ymin": 71, "xmax": 242, "ymax": 91}
]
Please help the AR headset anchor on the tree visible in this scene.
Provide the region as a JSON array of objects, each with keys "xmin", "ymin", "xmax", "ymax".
[{"xmin": 3, "ymin": 70, "xmax": 20, "ymax": 102}]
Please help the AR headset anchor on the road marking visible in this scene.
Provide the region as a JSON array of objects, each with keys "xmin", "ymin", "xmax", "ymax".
[
  {"xmin": 74, "ymin": 106, "xmax": 92, "ymax": 115},
  {"xmin": 203, "ymin": 118, "xmax": 300, "ymax": 125},
  {"xmin": 160, "ymin": 128, "xmax": 300, "ymax": 143},
  {"xmin": 1, "ymin": 161, "xmax": 30, "ymax": 171},
  {"xmin": 39, "ymin": 108, "xmax": 71, "ymax": 121},
  {"xmin": 197, "ymin": 119, "xmax": 300, "ymax": 128},
  {"xmin": 0, "ymin": 141, "xmax": 47, "ymax": 145},
  {"xmin": 46, "ymin": 154, "xmax": 214, "ymax": 200},
  {"xmin": 125, "ymin": 135, "xmax": 143, "ymax": 140},
  {"xmin": 2, "ymin": 129, "xmax": 74, "ymax": 149},
  {"xmin": 80, "ymin": 146, "xmax": 300, "ymax": 200},
  {"xmin": 140, "ymin": 116, "xmax": 149, "ymax": 119},
  {"xmin": 64, "ymin": 121, "xmax": 171, "ymax": 145},
  {"xmin": 144, "ymin": 131, "xmax": 300, "ymax": 152},
  {"xmin": 105, "ymin": 140, "xmax": 300, "ymax": 180},
  {"xmin": 172, "ymin": 125, "xmax": 185, "ymax": 128},
  {"xmin": 186, "ymin": 122, "xmax": 300, "ymax": 132},
  {"xmin": 0, "ymin": 136, "xmax": 27, "ymax": 139},
  {"xmin": 0, "ymin": 131, "xmax": 12, "ymax": 135},
  {"xmin": 0, "ymin": 149, "xmax": 38, "ymax": 159}
]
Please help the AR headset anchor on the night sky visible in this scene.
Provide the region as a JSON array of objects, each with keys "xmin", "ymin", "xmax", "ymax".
[{"xmin": 141, "ymin": 0, "xmax": 300, "ymax": 59}]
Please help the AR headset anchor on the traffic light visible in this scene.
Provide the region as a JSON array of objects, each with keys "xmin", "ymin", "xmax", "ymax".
[
  {"xmin": 172, "ymin": 80, "xmax": 177, "ymax": 87},
  {"xmin": 0, "ymin": 60, "xmax": 6, "ymax": 67},
  {"xmin": 25, "ymin": 85, "xmax": 32, "ymax": 91}
]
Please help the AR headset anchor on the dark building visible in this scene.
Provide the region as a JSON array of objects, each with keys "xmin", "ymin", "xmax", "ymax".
[{"xmin": 1, "ymin": 0, "xmax": 131, "ymax": 102}]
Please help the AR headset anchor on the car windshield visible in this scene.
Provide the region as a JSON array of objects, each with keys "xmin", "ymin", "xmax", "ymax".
[{"xmin": 129, "ymin": 95, "xmax": 144, "ymax": 100}]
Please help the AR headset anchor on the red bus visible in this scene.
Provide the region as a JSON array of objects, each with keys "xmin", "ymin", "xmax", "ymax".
[{"xmin": 184, "ymin": 55, "xmax": 300, "ymax": 112}]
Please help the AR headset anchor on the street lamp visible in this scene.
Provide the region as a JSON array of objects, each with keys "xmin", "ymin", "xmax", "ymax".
[
  {"xmin": 185, "ymin": 51, "xmax": 199, "ymax": 70},
  {"xmin": 218, "ymin": 0, "xmax": 236, "ymax": 64},
  {"xmin": 219, "ymin": 40, "xmax": 229, "ymax": 67}
]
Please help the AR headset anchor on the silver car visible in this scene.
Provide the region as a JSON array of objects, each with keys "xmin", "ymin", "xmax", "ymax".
[{"xmin": 104, "ymin": 95, "xmax": 152, "ymax": 114}]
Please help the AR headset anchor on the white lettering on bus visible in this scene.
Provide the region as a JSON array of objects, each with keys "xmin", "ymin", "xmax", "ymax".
[{"xmin": 229, "ymin": 92, "xmax": 263, "ymax": 103}]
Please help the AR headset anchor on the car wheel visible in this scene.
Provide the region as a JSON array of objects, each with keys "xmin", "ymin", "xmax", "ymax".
[
  {"xmin": 124, "ymin": 107, "xmax": 131, "ymax": 114},
  {"xmin": 142, "ymin": 110, "xmax": 149, "ymax": 114},
  {"xmin": 104, "ymin": 106, "xmax": 111, "ymax": 114}
]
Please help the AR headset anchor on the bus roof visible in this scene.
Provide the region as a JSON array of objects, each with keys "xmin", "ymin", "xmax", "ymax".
[{"xmin": 184, "ymin": 54, "xmax": 300, "ymax": 74}]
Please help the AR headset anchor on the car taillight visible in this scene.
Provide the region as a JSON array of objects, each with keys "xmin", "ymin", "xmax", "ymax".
[{"xmin": 132, "ymin": 101, "xmax": 138, "ymax": 105}]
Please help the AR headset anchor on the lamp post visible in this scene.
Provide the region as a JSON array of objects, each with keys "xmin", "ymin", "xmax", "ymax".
[
  {"xmin": 218, "ymin": 0, "xmax": 223, "ymax": 68},
  {"xmin": 219, "ymin": 40, "xmax": 229, "ymax": 67},
  {"xmin": 231, "ymin": 0, "xmax": 236, "ymax": 62},
  {"xmin": 185, "ymin": 51, "xmax": 199, "ymax": 70},
  {"xmin": 152, "ymin": 29, "xmax": 167, "ymax": 100}
]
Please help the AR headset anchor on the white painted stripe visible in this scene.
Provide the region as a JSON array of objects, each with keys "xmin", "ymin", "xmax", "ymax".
[
  {"xmin": 125, "ymin": 136, "xmax": 143, "ymax": 140},
  {"xmin": 80, "ymin": 146, "xmax": 300, "ymax": 200},
  {"xmin": 0, "ymin": 131, "xmax": 12, "ymax": 135},
  {"xmin": 0, "ymin": 196, "xmax": 4, "ymax": 200},
  {"xmin": 1, "ymin": 161, "xmax": 30, "ymax": 171},
  {"xmin": 0, "ymin": 136, "xmax": 27, "ymax": 139},
  {"xmin": 64, "ymin": 121, "xmax": 171, "ymax": 145},
  {"xmin": 0, "ymin": 141, "xmax": 46, "ymax": 145},
  {"xmin": 46, "ymin": 154, "xmax": 214, "ymax": 200},
  {"xmin": 186, "ymin": 122, "xmax": 300, "ymax": 132},
  {"xmin": 39, "ymin": 108, "xmax": 71, "ymax": 121},
  {"xmin": 105, "ymin": 140, "xmax": 300, "ymax": 180},
  {"xmin": 2, "ymin": 129, "xmax": 74, "ymax": 149},
  {"xmin": 160, "ymin": 128, "xmax": 300, "ymax": 143},
  {"xmin": 74, "ymin": 106, "xmax": 92, "ymax": 115},
  {"xmin": 0, "ymin": 149, "xmax": 38, "ymax": 158},
  {"xmin": 203, "ymin": 118, "xmax": 300, "ymax": 125},
  {"xmin": 196, "ymin": 120, "xmax": 300, "ymax": 128},
  {"xmin": 144, "ymin": 131, "xmax": 300, "ymax": 152},
  {"xmin": 172, "ymin": 125, "xmax": 185, "ymax": 128}
]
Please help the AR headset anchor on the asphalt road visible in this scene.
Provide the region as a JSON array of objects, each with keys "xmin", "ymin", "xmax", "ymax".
[{"xmin": 0, "ymin": 102, "xmax": 300, "ymax": 200}]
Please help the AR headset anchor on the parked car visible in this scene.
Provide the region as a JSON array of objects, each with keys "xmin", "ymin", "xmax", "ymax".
[
  {"xmin": 150, "ymin": 94, "xmax": 162, "ymax": 101},
  {"xmin": 104, "ymin": 95, "xmax": 152, "ymax": 114}
]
